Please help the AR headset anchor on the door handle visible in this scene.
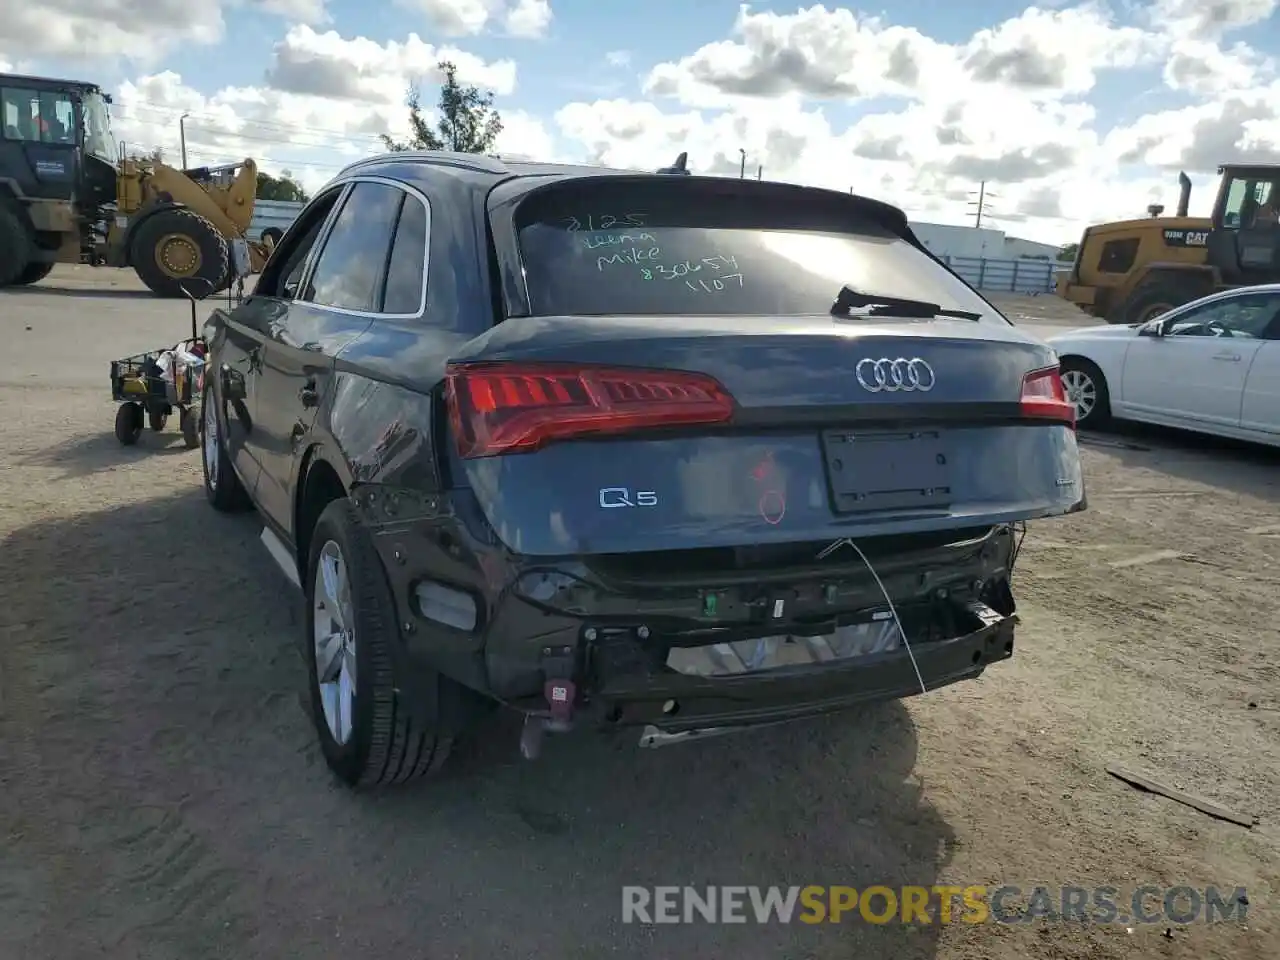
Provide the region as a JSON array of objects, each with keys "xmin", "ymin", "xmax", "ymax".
[
  {"xmin": 1212, "ymin": 352, "xmax": 1241, "ymax": 361},
  {"xmin": 298, "ymin": 382, "xmax": 319, "ymax": 407}
]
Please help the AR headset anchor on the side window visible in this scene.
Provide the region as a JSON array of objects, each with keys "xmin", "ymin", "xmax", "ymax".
[
  {"xmin": 254, "ymin": 187, "xmax": 343, "ymax": 300},
  {"xmin": 1096, "ymin": 238, "xmax": 1138, "ymax": 275},
  {"xmin": 1, "ymin": 87, "xmax": 36, "ymax": 141},
  {"xmin": 1169, "ymin": 295, "xmax": 1280, "ymax": 339},
  {"xmin": 1222, "ymin": 177, "xmax": 1250, "ymax": 228},
  {"xmin": 302, "ymin": 182, "xmax": 403, "ymax": 312},
  {"xmin": 381, "ymin": 193, "xmax": 428, "ymax": 315}
]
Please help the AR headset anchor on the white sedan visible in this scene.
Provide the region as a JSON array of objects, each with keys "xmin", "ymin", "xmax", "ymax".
[{"xmin": 1045, "ymin": 284, "xmax": 1280, "ymax": 447}]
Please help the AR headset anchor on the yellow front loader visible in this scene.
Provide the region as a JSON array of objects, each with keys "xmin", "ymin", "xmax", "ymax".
[{"xmin": 105, "ymin": 156, "xmax": 274, "ymax": 298}]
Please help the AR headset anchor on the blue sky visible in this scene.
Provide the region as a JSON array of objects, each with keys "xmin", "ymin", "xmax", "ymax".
[{"xmin": 4, "ymin": 0, "xmax": 1279, "ymax": 244}]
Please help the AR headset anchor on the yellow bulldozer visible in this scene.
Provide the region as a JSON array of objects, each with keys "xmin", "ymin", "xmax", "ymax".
[
  {"xmin": 1056, "ymin": 164, "xmax": 1280, "ymax": 324},
  {"xmin": 0, "ymin": 72, "xmax": 272, "ymax": 297}
]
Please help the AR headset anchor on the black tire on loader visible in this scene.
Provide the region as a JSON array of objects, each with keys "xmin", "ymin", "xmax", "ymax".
[
  {"xmin": 0, "ymin": 203, "xmax": 35, "ymax": 288},
  {"xmin": 1112, "ymin": 273, "xmax": 1210, "ymax": 326},
  {"xmin": 131, "ymin": 207, "xmax": 229, "ymax": 299},
  {"xmin": 11, "ymin": 260, "xmax": 55, "ymax": 286}
]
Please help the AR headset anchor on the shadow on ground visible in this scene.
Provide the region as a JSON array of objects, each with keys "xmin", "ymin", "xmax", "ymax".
[
  {"xmin": 21, "ymin": 427, "xmax": 192, "ymax": 480},
  {"xmin": 1079, "ymin": 423, "xmax": 1280, "ymax": 502},
  {"xmin": 0, "ymin": 489, "xmax": 955, "ymax": 960},
  {"xmin": 6, "ymin": 284, "xmax": 157, "ymax": 300}
]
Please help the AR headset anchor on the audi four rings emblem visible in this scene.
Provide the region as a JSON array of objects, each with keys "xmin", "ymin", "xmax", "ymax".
[{"xmin": 855, "ymin": 357, "xmax": 936, "ymax": 393}]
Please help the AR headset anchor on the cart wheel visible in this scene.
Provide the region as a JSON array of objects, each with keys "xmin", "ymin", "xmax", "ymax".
[
  {"xmin": 115, "ymin": 403, "xmax": 144, "ymax": 446},
  {"xmin": 180, "ymin": 408, "xmax": 200, "ymax": 449},
  {"xmin": 149, "ymin": 408, "xmax": 168, "ymax": 432}
]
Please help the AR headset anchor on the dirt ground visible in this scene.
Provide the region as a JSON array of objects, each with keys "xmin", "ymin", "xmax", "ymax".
[{"xmin": 1, "ymin": 266, "xmax": 1276, "ymax": 960}]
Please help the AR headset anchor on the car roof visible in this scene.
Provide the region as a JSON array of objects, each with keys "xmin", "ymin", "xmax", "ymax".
[
  {"xmin": 334, "ymin": 151, "xmax": 644, "ymax": 186},
  {"xmin": 328, "ymin": 151, "xmax": 916, "ymax": 236},
  {"xmin": 1190, "ymin": 283, "xmax": 1280, "ymax": 306}
]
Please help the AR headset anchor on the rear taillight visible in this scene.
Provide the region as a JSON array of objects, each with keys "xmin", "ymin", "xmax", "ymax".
[
  {"xmin": 444, "ymin": 362, "xmax": 736, "ymax": 458},
  {"xmin": 1020, "ymin": 366, "xmax": 1075, "ymax": 428}
]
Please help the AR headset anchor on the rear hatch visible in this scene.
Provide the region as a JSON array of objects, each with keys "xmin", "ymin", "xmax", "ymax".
[{"xmin": 443, "ymin": 175, "xmax": 1082, "ymax": 558}]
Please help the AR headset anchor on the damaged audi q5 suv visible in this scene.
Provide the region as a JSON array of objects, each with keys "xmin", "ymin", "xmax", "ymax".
[{"xmin": 199, "ymin": 151, "xmax": 1085, "ymax": 788}]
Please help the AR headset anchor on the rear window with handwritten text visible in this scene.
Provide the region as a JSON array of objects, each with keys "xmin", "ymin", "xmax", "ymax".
[{"xmin": 513, "ymin": 181, "xmax": 995, "ymax": 319}]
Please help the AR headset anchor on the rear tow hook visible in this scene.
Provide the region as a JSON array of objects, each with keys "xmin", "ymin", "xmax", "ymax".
[{"xmin": 519, "ymin": 676, "xmax": 577, "ymax": 761}]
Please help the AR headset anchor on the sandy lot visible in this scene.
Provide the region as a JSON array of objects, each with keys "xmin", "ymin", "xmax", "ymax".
[{"xmin": 1, "ymin": 267, "xmax": 1276, "ymax": 960}]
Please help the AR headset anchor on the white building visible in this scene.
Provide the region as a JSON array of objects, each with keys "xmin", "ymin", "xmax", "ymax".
[{"xmin": 907, "ymin": 220, "xmax": 1061, "ymax": 262}]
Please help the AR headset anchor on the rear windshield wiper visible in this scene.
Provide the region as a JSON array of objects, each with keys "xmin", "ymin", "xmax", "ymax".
[{"xmin": 830, "ymin": 285, "xmax": 982, "ymax": 321}]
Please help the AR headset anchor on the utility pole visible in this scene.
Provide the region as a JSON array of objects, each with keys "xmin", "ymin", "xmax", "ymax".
[
  {"xmin": 967, "ymin": 180, "xmax": 998, "ymax": 228},
  {"xmin": 179, "ymin": 113, "xmax": 189, "ymax": 168},
  {"xmin": 756, "ymin": 164, "xmax": 762, "ymax": 180},
  {"xmin": 739, "ymin": 148, "xmax": 746, "ymax": 179}
]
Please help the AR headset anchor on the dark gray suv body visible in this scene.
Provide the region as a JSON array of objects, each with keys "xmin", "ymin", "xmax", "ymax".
[{"xmin": 200, "ymin": 151, "xmax": 1085, "ymax": 787}]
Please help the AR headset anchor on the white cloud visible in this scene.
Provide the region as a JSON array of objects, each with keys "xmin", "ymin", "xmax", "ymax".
[
  {"xmin": 397, "ymin": 0, "xmax": 552, "ymax": 37},
  {"xmin": 0, "ymin": 0, "xmax": 223, "ymax": 65},
  {"xmin": 44, "ymin": 1, "xmax": 1280, "ymax": 247},
  {"xmin": 504, "ymin": 0, "xmax": 552, "ymax": 38},
  {"xmin": 240, "ymin": 0, "xmax": 331, "ymax": 24},
  {"xmin": 264, "ymin": 24, "xmax": 517, "ymax": 102},
  {"xmin": 546, "ymin": 1, "xmax": 1280, "ymax": 244}
]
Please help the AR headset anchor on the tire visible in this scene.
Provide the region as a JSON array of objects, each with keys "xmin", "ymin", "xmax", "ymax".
[
  {"xmin": 305, "ymin": 498, "xmax": 456, "ymax": 788},
  {"xmin": 180, "ymin": 408, "xmax": 199, "ymax": 449},
  {"xmin": 200, "ymin": 384, "xmax": 252, "ymax": 511},
  {"xmin": 0, "ymin": 203, "xmax": 35, "ymax": 288},
  {"xmin": 114, "ymin": 403, "xmax": 143, "ymax": 445},
  {"xmin": 1114, "ymin": 274, "xmax": 1209, "ymax": 326},
  {"xmin": 1059, "ymin": 357, "xmax": 1111, "ymax": 429},
  {"xmin": 11, "ymin": 260, "xmax": 54, "ymax": 286},
  {"xmin": 148, "ymin": 408, "xmax": 168, "ymax": 432},
  {"xmin": 131, "ymin": 208, "xmax": 229, "ymax": 299}
]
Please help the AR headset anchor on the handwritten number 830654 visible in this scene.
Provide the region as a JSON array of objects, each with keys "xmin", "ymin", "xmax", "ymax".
[{"xmin": 640, "ymin": 255, "xmax": 744, "ymax": 292}]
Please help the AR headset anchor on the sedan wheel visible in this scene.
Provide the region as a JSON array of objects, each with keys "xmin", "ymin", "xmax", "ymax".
[
  {"xmin": 313, "ymin": 540, "xmax": 357, "ymax": 746},
  {"xmin": 1059, "ymin": 359, "xmax": 1111, "ymax": 428}
]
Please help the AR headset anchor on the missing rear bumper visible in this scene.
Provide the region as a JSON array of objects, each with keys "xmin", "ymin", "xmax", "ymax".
[{"xmin": 585, "ymin": 599, "xmax": 1014, "ymax": 734}]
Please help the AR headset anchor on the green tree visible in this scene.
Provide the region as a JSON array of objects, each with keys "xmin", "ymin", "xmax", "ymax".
[
  {"xmin": 1058, "ymin": 242, "xmax": 1079, "ymax": 261},
  {"xmin": 256, "ymin": 170, "xmax": 309, "ymax": 202},
  {"xmin": 381, "ymin": 60, "xmax": 503, "ymax": 154}
]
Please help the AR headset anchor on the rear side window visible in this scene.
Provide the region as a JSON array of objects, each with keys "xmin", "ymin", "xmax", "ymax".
[
  {"xmin": 382, "ymin": 193, "xmax": 428, "ymax": 315},
  {"xmin": 511, "ymin": 180, "xmax": 996, "ymax": 319},
  {"xmin": 304, "ymin": 181, "xmax": 402, "ymax": 312}
]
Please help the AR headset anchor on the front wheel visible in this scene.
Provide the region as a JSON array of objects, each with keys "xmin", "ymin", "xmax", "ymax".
[
  {"xmin": 200, "ymin": 384, "xmax": 251, "ymax": 511},
  {"xmin": 305, "ymin": 499, "xmax": 457, "ymax": 788},
  {"xmin": 1059, "ymin": 358, "xmax": 1111, "ymax": 429},
  {"xmin": 114, "ymin": 402, "xmax": 143, "ymax": 445},
  {"xmin": 131, "ymin": 208, "xmax": 229, "ymax": 299}
]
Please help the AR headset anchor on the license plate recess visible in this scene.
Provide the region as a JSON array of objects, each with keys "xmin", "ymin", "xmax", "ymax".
[{"xmin": 821, "ymin": 429, "xmax": 953, "ymax": 514}]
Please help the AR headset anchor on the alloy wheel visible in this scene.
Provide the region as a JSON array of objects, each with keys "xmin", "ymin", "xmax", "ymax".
[
  {"xmin": 1061, "ymin": 368, "xmax": 1097, "ymax": 422},
  {"xmin": 313, "ymin": 540, "xmax": 357, "ymax": 745}
]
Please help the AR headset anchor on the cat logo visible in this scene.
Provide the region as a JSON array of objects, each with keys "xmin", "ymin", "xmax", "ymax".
[{"xmin": 1163, "ymin": 228, "xmax": 1210, "ymax": 247}]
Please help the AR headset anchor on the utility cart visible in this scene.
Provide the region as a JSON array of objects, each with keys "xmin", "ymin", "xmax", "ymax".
[
  {"xmin": 110, "ymin": 339, "xmax": 207, "ymax": 447},
  {"xmin": 108, "ymin": 280, "xmax": 212, "ymax": 448},
  {"xmin": 108, "ymin": 243, "xmax": 253, "ymax": 448}
]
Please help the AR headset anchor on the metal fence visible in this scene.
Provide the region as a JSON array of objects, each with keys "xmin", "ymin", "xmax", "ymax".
[
  {"xmin": 249, "ymin": 199, "xmax": 306, "ymax": 242},
  {"xmin": 940, "ymin": 255, "xmax": 1071, "ymax": 294}
]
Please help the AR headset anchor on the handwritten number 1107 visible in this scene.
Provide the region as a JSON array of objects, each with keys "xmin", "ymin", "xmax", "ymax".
[{"xmin": 687, "ymin": 274, "xmax": 744, "ymax": 292}]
